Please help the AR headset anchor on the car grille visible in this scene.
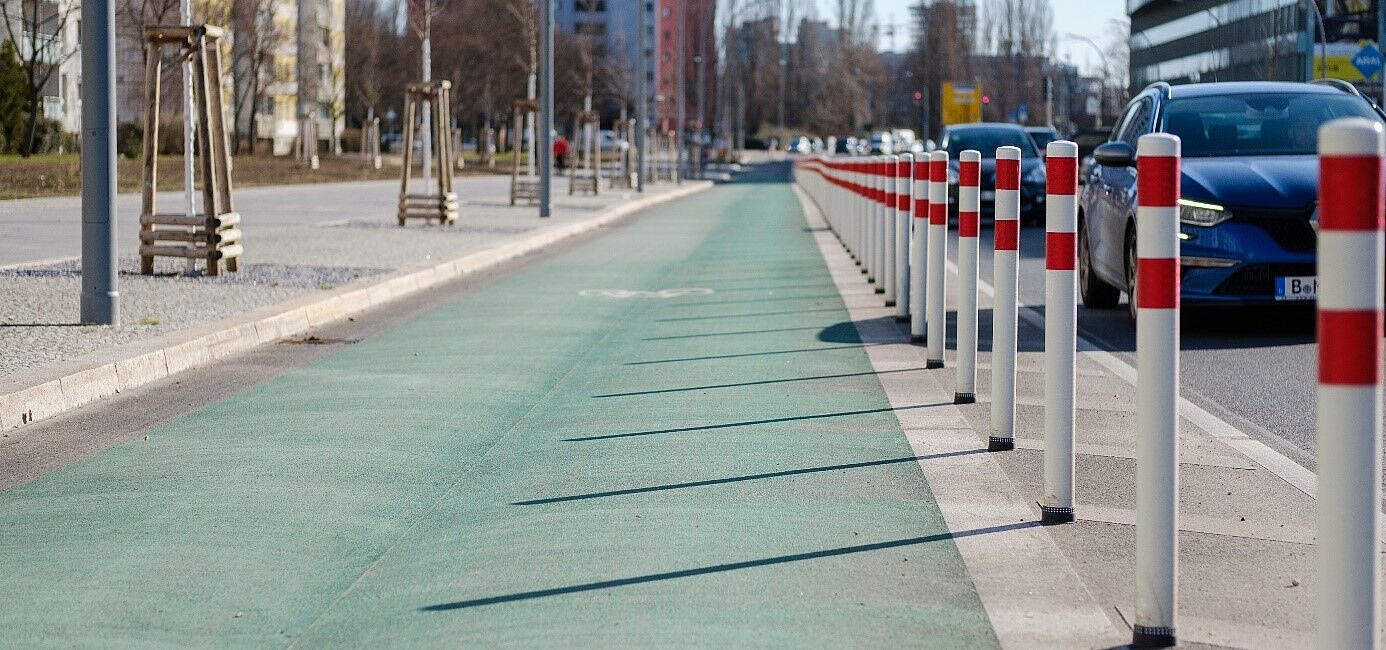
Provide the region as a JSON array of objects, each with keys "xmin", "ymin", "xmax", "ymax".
[
  {"xmin": 1230, "ymin": 208, "xmax": 1316, "ymax": 253},
  {"xmin": 1214, "ymin": 263, "xmax": 1316, "ymax": 296}
]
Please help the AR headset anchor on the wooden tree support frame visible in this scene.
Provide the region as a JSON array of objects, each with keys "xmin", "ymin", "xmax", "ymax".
[
  {"xmin": 139, "ymin": 24, "xmax": 241, "ymax": 276},
  {"xmin": 510, "ymin": 98, "xmax": 540, "ymax": 205},
  {"xmin": 607, "ymin": 118, "xmax": 636, "ymax": 190},
  {"xmin": 362, "ymin": 117, "xmax": 381, "ymax": 169},
  {"xmin": 297, "ymin": 116, "xmax": 320, "ymax": 169},
  {"xmin": 569, "ymin": 110, "xmax": 600, "ymax": 196},
  {"xmin": 398, "ymin": 81, "xmax": 458, "ymax": 226}
]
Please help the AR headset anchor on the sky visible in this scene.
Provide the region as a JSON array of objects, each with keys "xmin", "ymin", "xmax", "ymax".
[{"xmin": 864, "ymin": 0, "xmax": 1128, "ymax": 75}]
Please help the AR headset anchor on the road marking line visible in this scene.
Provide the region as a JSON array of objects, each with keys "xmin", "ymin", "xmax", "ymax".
[{"xmin": 1077, "ymin": 504, "xmax": 1315, "ymax": 546}]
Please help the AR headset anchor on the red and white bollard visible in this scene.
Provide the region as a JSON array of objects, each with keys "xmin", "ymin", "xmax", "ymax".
[
  {"xmin": 871, "ymin": 157, "xmax": 883, "ymax": 288},
  {"xmin": 895, "ymin": 154, "xmax": 912, "ymax": 320},
  {"xmin": 884, "ymin": 155, "xmax": 899, "ymax": 305},
  {"xmin": 910, "ymin": 153, "xmax": 929, "ymax": 342},
  {"xmin": 1042, "ymin": 140, "xmax": 1078, "ymax": 525},
  {"xmin": 1316, "ymin": 117, "xmax": 1384, "ymax": 650},
  {"xmin": 877, "ymin": 157, "xmax": 890, "ymax": 295},
  {"xmin": 955, "ymin": 149, "xmax": 981, "ymax": 403},
  {"xmin": 990, "ymin": 145, "xmax": 1021, "ymax": 451},
  {"xmin": 1133, "ymin": 132, "xmax": 1181, "ymax": 649},
  {"xmin": 926, "ymin": 150, "xmax": 949, "ymax": 369}
]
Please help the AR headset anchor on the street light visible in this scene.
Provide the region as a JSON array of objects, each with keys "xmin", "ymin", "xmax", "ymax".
[{"xmin": 1065, "ymin": 32, "xmax": 1110, "ymax": 129}]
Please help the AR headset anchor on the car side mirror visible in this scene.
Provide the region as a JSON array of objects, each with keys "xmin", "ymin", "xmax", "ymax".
[{"xmin": 1093, "ymin": 141, "xmax": 1135, "ymax": 167}]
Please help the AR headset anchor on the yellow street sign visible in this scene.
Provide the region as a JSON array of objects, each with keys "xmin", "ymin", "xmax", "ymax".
[{"xmin": 942, "ymin": 82, "xmax": 983, "ymax": 126}]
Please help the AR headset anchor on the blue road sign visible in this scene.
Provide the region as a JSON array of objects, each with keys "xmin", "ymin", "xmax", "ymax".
[
  {"xmin": 1017, "ymin": 103, "xmax": 1030, "ymax": 123},
  {"xmin": 1353, "ymin": 43, "xmax": 1384, "ymax": 80}
]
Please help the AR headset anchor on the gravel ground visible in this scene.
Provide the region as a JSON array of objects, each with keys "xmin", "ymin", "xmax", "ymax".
[
  {"xmin": 0, "ymin": 258, "xmax": 386, "ymax": 374},
  {"xmin": 0, "ymin": 178, "xmax": 685, "ymax": 377}
]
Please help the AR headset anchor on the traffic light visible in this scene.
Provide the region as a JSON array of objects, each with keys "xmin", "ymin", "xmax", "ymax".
[
  {"xmin": 981, "ymin": 95, "xmax": 991, "ymax": 105},
  {"xmin": 912, "ymin": 90, "xmax": 923, "ymax": 106}
]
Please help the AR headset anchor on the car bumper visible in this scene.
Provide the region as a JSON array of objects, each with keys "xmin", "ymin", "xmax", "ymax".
[{"xmin": 1178, "ymin": 219, "xmax": 1315, "ymax": 305}]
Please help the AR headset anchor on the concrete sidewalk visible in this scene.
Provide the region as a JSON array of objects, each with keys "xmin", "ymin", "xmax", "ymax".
[
  {"xmin": 1, "ymin": 177, "xmax": 709, "ymax": 430},
  {"xmin": 794, "ymin": 185, "xmax": 1330, "ymax": 648}
]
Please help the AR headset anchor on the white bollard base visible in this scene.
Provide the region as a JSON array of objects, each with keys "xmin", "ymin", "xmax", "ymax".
[{"xmin": 953, "ymin": 392, "xmax": 975, "ymax": 405}]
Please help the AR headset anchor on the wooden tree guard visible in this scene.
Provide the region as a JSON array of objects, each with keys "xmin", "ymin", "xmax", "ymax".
[
  {"xmin": 297, "ymin": 116, "xmax": 319, "ymax": 169},
  {"xmin": 510, "ymin": 98, "xmax": 540, "ymax": 205},
  {"xmin": 139, "ymin": 24, "xmax": 241, "ymax": 276},
  {"xmin": 569, "ymin": 110, "xmax": 600, "ymax": 196},
  {"xmin": 398, "ymin": 81, "xmax": 458, "ymax": 226},
  {"xmin": 607, "ymin": 118, "xmax": 636, "ymax": 189}
]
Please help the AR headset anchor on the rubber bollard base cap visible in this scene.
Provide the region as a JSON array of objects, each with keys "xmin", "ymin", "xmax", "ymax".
[
  {"xmin": 1039, "ymin": 504, "xmax": 1074, "ymax": 525},
  {"xmin": 910, "ymin": 335, "xmax": 926, "ymax": 344},
  {"xmin": 893, "ymin": 315, "xmax": 910, "ymax": 323},
  {"xmin": 1131, "ymin": 626, "xmax": 1176, "ymax": 648},
  {"xmin": 953, "ymin": 393, "xmax": 976, "ymax": 405},
  {"xmin": 873, "ymin": 287, "xmax": 885, "ymax": 294},
  {"xmin": 988, "ymin": 437, "xmax": 1014, "ymax": 452},
  {"xmin": 884, "ymin": 299, "xmax": 896, "ymax": 306},
  {"xmin": 926, "ymin": 359, "xmax": 945, "ymax": 369}
]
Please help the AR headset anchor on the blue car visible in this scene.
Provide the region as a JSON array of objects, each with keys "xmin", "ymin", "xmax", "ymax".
[{"xmin": 1078, "ymin": 80, "xmax": 1384, "ymax": 321}]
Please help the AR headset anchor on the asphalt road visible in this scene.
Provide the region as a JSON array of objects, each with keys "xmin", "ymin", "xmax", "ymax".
[{"xmin": 0, "ymin": 176, "xmax": 543, "ymax": 268}]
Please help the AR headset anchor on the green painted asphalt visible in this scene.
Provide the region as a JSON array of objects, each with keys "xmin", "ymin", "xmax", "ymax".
[{"xmin": 0, "ymin": 181, "xmax": 998, "ymax": 647}]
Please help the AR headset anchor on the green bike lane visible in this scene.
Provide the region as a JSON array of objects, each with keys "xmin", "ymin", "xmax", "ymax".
[{"xmin": 0, "ymin": 180, "xmax": 997, "ymax": 647}]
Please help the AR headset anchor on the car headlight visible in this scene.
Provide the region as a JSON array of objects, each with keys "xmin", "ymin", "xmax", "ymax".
[
  {"xmin": 1178, "ymin": 198, "xmax": 1230, "ymax": 227},
  {"xmin": 1024, "ymin": 165, "xmax": 1045, "ymax": 185}
]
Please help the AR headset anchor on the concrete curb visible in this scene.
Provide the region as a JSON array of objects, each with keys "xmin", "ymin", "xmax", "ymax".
[{"xmin": 1, "ymin": 181, "xmax": 714, "ymax": 432}]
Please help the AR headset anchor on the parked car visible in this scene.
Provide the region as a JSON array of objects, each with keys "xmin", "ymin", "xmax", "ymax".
[
  {"xmin": 1078, "ymin": 80, "xmax": 1384, "ymax": 321},
  {"xmin": 1024, "ymin": 126, "xmax": 1061, "ymax": 155},
  {"xmin": 868, "ymin": 131, "xmax": 893, "ymax": 154},
  {"xmin": 939, "ymin": 123, "xmax": 1047, "ymax": 224},
  {"xmin": 833, "ymin": 136, "xmax": 858, "ymax": 154},
  {"xmin": 598, "ymin": 130, "xmax": 629, "ymax": 152}
]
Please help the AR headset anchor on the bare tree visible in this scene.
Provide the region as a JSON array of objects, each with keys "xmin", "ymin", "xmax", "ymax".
[
  {"xmin": 229, "ymin": 0, "xmax": 289, "ymax": 153},
  {"xmin": 977, "ymin": 0, "xmax": 1052, "ymax": 123},
  {"xmin": 1, "ymin": 0, "xmax": 80, "ymax": 155},
  {"xmin": 907, "ymin": 0, "xmax": 977, "ymax": 136},
  {"xmin": 344, "ymin": 0, "xmax": 385, "ymax": 127}
]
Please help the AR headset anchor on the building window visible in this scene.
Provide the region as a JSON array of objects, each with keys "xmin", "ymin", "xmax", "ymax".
[
  {"xmin": 575, "ymin": 0, "xmax": 604, "ymax": 11},
  {"xmin": 320, "ymin": 26, "xmax": 330, "ymax": 48}
]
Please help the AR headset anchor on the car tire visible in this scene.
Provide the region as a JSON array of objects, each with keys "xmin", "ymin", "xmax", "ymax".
[
  {"xmin": 1125, "ymin": 226, "xmax": 1139, "ymax": 324},
  {"xmin": 1079, "ymin": 219, "xmax": 1120, "ymax": 309}
]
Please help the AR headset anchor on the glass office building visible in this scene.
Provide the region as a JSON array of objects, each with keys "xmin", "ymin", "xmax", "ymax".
[{"xmin": 1128, "ymin": 0, "xmax": 1354, "ymax": 91}]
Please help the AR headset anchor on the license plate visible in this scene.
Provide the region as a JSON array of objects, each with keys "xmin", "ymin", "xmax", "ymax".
[
  {"xmin": 1275, "ymin": 276, "xmax": 1317, "ymax": 301},
  {"xmin": 980, "ymin": 190, "xmax": 996, "ymax": 202}
]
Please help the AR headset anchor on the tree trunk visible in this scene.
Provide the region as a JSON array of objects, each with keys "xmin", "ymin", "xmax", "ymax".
[{"xmin": 23, "ymin": 89, "xmax": 39, "ymax": 157}]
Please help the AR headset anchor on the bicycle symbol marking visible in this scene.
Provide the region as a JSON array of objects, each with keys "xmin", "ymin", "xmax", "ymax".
[{"xmin": 579, "ymin": 288, "xmax": 715, "ymax": 299}]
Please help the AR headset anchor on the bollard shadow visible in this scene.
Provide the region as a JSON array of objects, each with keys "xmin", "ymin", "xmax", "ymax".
[
  {"xmin": 652, "ymin": 306, "xmax": 844, "ymax": 323},
  {"xmin": 563, "ymin": 402, "xmax": 951, "ymax": 442},
  {"xmin": 592, "ymin": 366, "xmax": 927, "ymax": 398},
  {"xmin": 624, "ymin": 343, "xmax": 876, "ymax": 366},
  {"xmin": 512, "ymin": 449, "xmax": 984, "ymax": 506},
  {"xmin": 417, "ymin": 520, "xmax": 1040, "ymax": 612},
  {"xmin": 657, "ymin": 294, "xmax": 842, "ymax": 310},
  {"xmin": 640, "ymin": 325, "xmax": 826, "ymax": 341}
]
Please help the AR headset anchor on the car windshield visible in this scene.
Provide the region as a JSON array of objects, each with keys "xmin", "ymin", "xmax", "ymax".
[
  {"xmin": 1160, "ymin": 92, "xmax": 1381, "ymax": 157},
  {"xmin": 1028, "ymin": 130, "xmax": 1059, "ymax": 150},
  {"xmin": 943, "ymin": 128, "xmax": 1038, "ymax": 158}
]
